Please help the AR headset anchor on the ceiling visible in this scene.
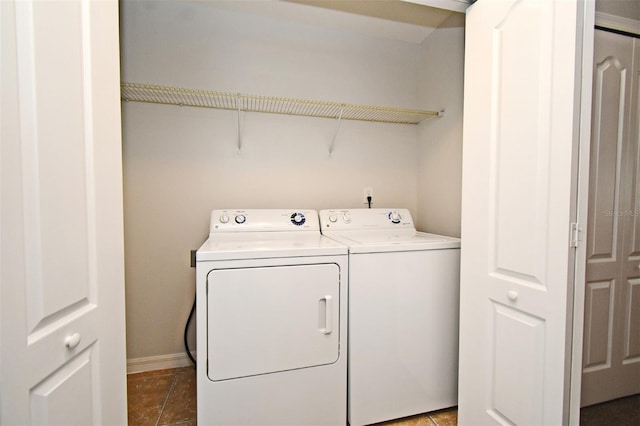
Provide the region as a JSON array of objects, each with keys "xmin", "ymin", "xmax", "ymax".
[
  {"xmin": 191, "ymin": 0, "xmax": 464, "ymax": 44},
  {"xmin": 286, "ymin": 0, "xmax": 455, "ymax": 29}
]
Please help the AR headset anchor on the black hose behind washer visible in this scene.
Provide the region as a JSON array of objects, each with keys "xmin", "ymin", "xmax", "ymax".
[{"xmin": 184, "ymin": 294, "xmax": 197, "ymax": 366}]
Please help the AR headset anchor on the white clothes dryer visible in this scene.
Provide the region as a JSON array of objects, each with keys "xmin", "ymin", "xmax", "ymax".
[
  {"xmin": 196, "ymin": 209, "xmax": 348, "ymax": 426},
  {"xmin": 319, "ymin": 208, "xmax": 460, "ymax": 426}
]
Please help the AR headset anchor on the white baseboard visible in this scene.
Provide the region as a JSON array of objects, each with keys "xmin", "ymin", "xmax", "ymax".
[{"xmin": 127, "ymin": 352, "xmax": 196, "ymax": 374}]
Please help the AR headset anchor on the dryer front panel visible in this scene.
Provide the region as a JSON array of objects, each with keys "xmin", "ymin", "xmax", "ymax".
[{"xmin": 206, "ymin": 263, "xmax": 340, "ymax": 381}]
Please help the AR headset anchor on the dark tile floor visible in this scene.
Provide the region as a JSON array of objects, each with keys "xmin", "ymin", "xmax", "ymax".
[
  {"xmin": 580, "ymin": 394, "xmax": 640, "ymax": 426},
  {"xmin": 126, "ymin": 366, "xmax": 456, "ymax": 426},
  {"xmin": 127, "ymin": 367, "xmax": 197, "ymax": 426},
  {"xmin": 126, "ymin": 367, "xmax": 638, "ymax": 426}
]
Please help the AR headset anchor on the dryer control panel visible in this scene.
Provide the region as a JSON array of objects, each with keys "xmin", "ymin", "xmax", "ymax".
[
  {"xmin": 319, "ymin": 208, "xmax": 415, "ymax": 231},
  {"xmin": 210, "ymin": 209, "xmax": 318, "ymax": 233}
]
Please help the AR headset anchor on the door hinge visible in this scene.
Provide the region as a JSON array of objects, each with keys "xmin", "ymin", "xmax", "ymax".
[{"xmin": 570, "ymin": 222, "xmax": 581, "ymax": 248}]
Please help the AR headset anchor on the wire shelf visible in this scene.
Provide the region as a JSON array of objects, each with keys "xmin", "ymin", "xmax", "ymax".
[{"xmin": 120, "ymin": 83, "xmax": 439, "ymax": 125}]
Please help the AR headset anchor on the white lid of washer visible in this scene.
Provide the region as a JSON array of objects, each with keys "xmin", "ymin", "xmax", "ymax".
[
  {"xmin": 319, "ymin": 208, "xmax": 460, "ymax": 253},
  {"xmin": 323, "ymin": 231, "xmax": 460, "ymax": 253}
]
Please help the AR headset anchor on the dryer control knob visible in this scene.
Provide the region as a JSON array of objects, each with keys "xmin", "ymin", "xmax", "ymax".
[
  {"xmin": 235, "ymin": 214, "xmax": 246, "ymax": 224},
  {"xmin": 342, "ymin": 213, "xmax": 352, "ymax": 224},
  {"xmin": 219, "ymin": 214, "xmax": 230, "ymax": 224},
  {"xmin": 389, "ymin": 211, "xmax": 401, "ymax": 224},
  {"xmin": 328, "ymin": 214, "xmax": 337, "ymax": 223},
  {"xmin": 291, "ymin": 212, "xmax": 306, "ymax": 226}
]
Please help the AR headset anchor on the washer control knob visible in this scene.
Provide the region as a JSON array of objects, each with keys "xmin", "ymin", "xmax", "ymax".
[
  {"xmin": 342, "ymin": 213, "xmax": 352, "ymax": 224},
  {"xmin": 389, "ymin": 211, "xmax": 401, "ymax": 224},
  {"xmin": 235, "ymin": 214, "xmax": 246, "ymax": 224},
  {"xmin": 291, "ymin": 212, "xmax": 306, "ymax": 226},
  {"xmin": 219, "ymin": 214, "xmax": 230, "ymax": 224},
  {"xmin": 328, "ymin": 214, "xmax": 338, "ymax": 223}
]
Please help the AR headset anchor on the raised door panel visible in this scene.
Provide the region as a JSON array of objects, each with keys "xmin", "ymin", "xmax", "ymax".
[
  {"xmin": 491, "ymin": 1, "xmax": 552, "ymax": 288},
  {"xmin": 15, "ymin": 0, "xmax": 99, "ymax": 350},
  {"xmin": 583, "ymin": 280, "xmax": 616, "ymax": 371},
  {"xmin": 17, "ymin": 0, "xmax": 95, "ymax": 337},
  {"xmin": 624, "ymin": 279, "xmax": 640, "ymax": 363},
  {"xmin": 587, "ymin": 52, "xmax": 628, "ymax": 266},
  {"xmin": 626, "ymin": 38, "xmax": 640, "ymax": 271},
  {"xmin": 30, "ymin": 350, "xmax": 95, "ymax": 426},
  {"xmin": 491, "ymin": 304, "xmax": 545, "ymax": 426}
]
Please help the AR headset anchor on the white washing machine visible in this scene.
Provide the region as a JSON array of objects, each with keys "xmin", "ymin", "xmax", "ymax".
[
  {"xmin": 196, "ymin": 209, "xmax": 348, "ymax": 426},
  {"xmin": 319, "ymin": 208, "xmax": 461, "ymax": 426}
]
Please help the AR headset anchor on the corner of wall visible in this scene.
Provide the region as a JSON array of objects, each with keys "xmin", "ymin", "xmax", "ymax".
[{"xmin": 415, "ymin": 18, "xmax": 465, "ymax": 237}]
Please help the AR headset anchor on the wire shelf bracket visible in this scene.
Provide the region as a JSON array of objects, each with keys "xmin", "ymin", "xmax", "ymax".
[
  {"xmin": 236, "ymin": 93, "xmax": 242, "ymax": 153},
  {"xmin": 329, "ymin": 106, "xmax": 345, "ymax": 158}
]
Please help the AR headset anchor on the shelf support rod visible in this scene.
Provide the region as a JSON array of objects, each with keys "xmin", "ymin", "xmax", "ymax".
[
  {"xmin": 329, "ymin": 106, "xmax": 345, "ymax": 158},
  {"xmin": 236, "ymin": 93, "xmax": 242, "ymax": 153}
]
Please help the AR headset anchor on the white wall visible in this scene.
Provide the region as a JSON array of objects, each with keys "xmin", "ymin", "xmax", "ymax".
[
  {"xmin": 416, "ymin": 13, "xmax": 465, "ymax": 237},
  {"xmin": 120, "ymin": 0, "xmax": 430, "ymax": 361}
]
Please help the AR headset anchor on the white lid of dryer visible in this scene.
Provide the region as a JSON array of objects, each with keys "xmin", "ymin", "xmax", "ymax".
[{"xmin": 198, "ymin": 209, "xmax": 347, "ymax": 261}]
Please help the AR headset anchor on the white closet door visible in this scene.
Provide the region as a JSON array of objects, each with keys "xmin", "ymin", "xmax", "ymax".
[
  {"xmin": 458, "ymin": 0, "xmax": 593, "ymax": 424},
  {"xmin": 582, "ymin": 29, "xmax": 640, "ymax": 407},
  {"xmin": 1, "ymin": 1, "xmax": 127, "ymax": 424}
]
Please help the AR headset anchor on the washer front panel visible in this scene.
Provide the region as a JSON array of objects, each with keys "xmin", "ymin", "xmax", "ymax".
[
  {"xmin": 318, "ymin": 207, "xmax": 461, "ymax": 425},
  {"xmin": 347, "ymin": 249, "xmax": 460, "ymax": 425},
  {"xmin": 207, "ymin": 263, "xmax": 340, "ymax": 381}
]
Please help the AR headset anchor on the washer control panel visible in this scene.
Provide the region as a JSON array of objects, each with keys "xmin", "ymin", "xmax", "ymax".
[
  {"xmin": 388, "ymin": 211, "xmax": 402, "ymax": 224},
  {"xmin": 326, "ymin": 212, "xmax": 351, "ymax": 224},
  {"xmin": 319, "ymin": 208, "xmax": 415, "ymax": 230},
  {"xmin": 210, "ymin": 209, "xmax": 318, "ymax": 233}
]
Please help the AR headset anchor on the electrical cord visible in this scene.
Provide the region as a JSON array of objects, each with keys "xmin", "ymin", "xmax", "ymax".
[{"xmin": 184, "ymin": 294, "xmax": 197, "ymax": 366}]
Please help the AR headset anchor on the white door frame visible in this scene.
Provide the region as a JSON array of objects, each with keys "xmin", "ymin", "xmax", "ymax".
[{"xmin": 569, "ymin": 2, "xmax": 595, "ymax": 423}]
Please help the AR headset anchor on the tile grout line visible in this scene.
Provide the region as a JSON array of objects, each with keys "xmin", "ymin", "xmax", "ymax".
[{"xmin": 155, "ymin": 372, "xmax": 179, "ymax": 426}]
